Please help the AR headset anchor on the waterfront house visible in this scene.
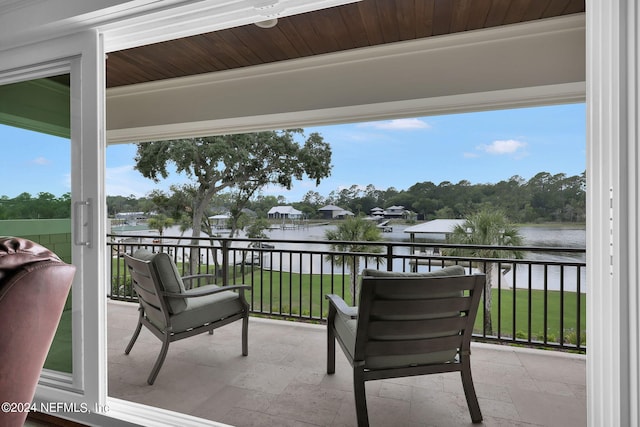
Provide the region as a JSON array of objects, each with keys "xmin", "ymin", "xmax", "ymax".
[
  {"xmin": 382, "ymin": 205, "xmax": 407, "ymax": 218},
  {"xmin": 114, "ymin": 212, "xmax": 147, "ymax": 226},
  {"xmin": 267, "ymin": 205, "xmax": 303, "ymax": 219},
  {"xmin": 208, "ymin": 213, "xmax": 230, "ymax": 230},
  {"xmin": 0, "ymin": 1, "xmax": 636, "ymax": 426},
  {"xmin": 369, "ymin": 207, "xmax": 384, "ymax": 217},
  {"xmin": 318, "ymin": 204, "xmax": 354, "ymax": 219}
]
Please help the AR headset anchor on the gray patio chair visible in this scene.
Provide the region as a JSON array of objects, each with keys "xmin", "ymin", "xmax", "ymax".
[
  {"xmin": 123, "ymin": 249, "xmax": 250, "ymax": 385},
  {"xmin": 326, "ymin": 265, "xmax": 485, "ymax": 426}
]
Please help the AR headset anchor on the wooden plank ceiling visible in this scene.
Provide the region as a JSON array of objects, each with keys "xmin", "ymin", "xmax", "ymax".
[{"xmin": 106, "ymin": 0, "xmax": 585, "ymax": 88}]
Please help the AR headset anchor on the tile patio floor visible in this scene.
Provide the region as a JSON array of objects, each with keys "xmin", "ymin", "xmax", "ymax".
[{"xmin": 107, "ymin": 301, "xmax": 586, "ymax": 427}]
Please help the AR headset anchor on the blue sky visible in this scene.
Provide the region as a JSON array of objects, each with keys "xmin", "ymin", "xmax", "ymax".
[
  {"xmin": 0, "ymin": 124, "xmax": 71, "ymax": 197},
  {"xmin": 2, "ymin": 103, "xmax": 586, "ymax": 202}
]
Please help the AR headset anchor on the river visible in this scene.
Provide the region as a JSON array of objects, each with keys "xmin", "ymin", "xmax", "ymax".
[{"xmin": 262, "ymin": 223, "xmax": 586, "ymax": 293}]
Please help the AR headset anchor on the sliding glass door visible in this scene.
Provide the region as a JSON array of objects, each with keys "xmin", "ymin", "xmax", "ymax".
[{"xmin": 0, "ymin": 73, "xmax": 73, "ymax": 374}]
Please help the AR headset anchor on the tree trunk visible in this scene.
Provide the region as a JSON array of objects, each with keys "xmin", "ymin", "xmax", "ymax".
[
  {"xmin": 189, "ymin": 200, "xmax": 206, "ymax": 275},
  {"xmin": 482, "ymin": 262, "xmax": 494, "ymax": 335},
  {"xmin": 349, "ymin": 256, "xmax": 360, "ymax": 306}
]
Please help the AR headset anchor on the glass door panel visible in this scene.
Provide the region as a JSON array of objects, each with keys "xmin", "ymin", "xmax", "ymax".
[{"xmin": 0, "ymin": 73, "xmax": 72, "ymax": 373}]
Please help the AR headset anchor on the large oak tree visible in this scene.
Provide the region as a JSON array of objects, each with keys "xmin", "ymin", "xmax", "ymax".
[{"xmin": 134, "ymin": 129, "xmax": 332, "ymax": 264}]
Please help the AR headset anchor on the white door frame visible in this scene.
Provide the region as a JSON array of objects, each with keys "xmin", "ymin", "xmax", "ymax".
[
  {"xmin": 0, "ymin": 30, "xmax": 107, "ymax": 412},
  {"xmin": 586, "ymin": 1, "xmax": 640, "ymax": 426}
]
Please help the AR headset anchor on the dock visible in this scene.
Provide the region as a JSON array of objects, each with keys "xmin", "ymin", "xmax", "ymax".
[{"xmin": 377, "ymin": 220, "xmax": 393, "ymax": 232}]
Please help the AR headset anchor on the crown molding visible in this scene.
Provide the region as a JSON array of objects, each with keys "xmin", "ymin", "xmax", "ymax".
[
  {"xmin": 0, "ymin": 0, "xmax": 42, "ymax": 14},
  {"xmin": 101, "ymin": 0, "xmax": 361, "ymax": 52}
]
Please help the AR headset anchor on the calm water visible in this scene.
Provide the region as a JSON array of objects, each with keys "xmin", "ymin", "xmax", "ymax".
[
  {"xmin": 115, "ymin": 222, "xmax": 587, "ymax": 293},
  {"xmin": 518, "ymin": 226, "xmax": 585, "ymax": 248},
  {"xmin": 252, "ymin": 223, "xmax": 587, "ymax": 293},
  {"xmin": 272, "ymin": 223, "xmax": 586, "ymax": 293}
]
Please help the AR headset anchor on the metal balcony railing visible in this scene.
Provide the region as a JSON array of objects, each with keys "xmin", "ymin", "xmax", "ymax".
[{"xmin": 108, "ymin": 234, "xmax": 586, "ymax": 352}]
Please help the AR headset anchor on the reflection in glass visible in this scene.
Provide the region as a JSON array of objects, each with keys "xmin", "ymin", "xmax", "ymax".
[{"xmin": 0, "ymin": 74, "xmax": 72, "ymax": 373}]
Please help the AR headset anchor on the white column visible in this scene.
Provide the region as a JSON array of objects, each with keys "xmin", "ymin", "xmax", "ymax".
[{"xmin": 587, "ymin": 1, "xmax": 640, "ymax": 426}]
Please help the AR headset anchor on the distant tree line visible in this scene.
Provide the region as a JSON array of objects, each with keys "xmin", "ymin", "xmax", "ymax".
[
  {"xmin": 299, "ymin": 171, "xmax": 586, "ymax": 223},
  {"xmin": 1, "ymin": 171, "xmax": 585, "ymax": 224},
  {"xmin": 0, "ymin": 192, "xmax": 71, "ymax": 219}
]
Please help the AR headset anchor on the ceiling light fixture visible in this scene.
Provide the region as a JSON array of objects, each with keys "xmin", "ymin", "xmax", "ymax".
[
  {"xmin": 254, "ymin": 18, "xmax": 278, "ymax": 28},
  {"xmin": 103, "ymin": 0, "xmax": 362, "ymax": 52}
]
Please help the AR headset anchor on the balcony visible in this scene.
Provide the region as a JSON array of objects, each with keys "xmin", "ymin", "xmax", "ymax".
[
  {"xmin": 108, "ymin": 301, "xmax": 586, "ymax": 426},
  {"xmin": 108, "ymin": 234, "xmax": 586, "ymax": 351},
  {"xmin": 106, "ymin": 235, "xmax": 585, "ymax": 425}
]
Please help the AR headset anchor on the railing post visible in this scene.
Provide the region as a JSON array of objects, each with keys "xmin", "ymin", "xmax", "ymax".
[
  {"xmin": 386, "ymin": 243, "xmax": 393, "ymax": 271},
  {"xmin": 221, "ymin": 239, "xmax": 229, "ymax": 286}
]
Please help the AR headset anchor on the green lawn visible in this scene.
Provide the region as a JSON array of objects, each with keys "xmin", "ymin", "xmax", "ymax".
[
  {"xmin": 241, "ymin": 270, "xmax": 353, "ymax": 317},
  {"xmin": 44, "ymin": 309, "xmax": 72, "ymax": 373},
  {"xmin": 108, "ymin": 263, "xmax": 588, "ymax": 347},
  {"xmin": 475, "ymin": 288, "xmax": 586, "ymax": 345},
  {"xmin": 240, "ymin": 270, "xmax": 586, "ymax": 346}
]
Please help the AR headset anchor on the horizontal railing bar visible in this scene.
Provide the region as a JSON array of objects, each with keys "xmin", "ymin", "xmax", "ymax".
[
  {"xmin": 108, "ymin": 233, "xmax": 585, "ymax": 254},
  {"xmin": 110, "ymin": 244, "xmax": 585, "ymax": 267}
]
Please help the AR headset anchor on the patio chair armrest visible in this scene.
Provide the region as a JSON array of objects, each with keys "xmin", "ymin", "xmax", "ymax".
[
  {"xmin": 163, "ymin": 284, "xmax": 251, "ymax": 298},
  {"xmin": 325, "ymin": 294, "xmax": 358, "ymax": 318},
  {"xmin": 181, "ymin": 274, "xmax": 217, "ymax": 282}
]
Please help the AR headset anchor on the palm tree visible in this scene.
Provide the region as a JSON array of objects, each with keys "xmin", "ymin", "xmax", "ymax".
[
  {"xmin": 325, "ymin": 217, "xmax": 384, "ymax": 304},
  {"xmin": 445, "ymin": 208, "xmax": 523, "ymax": 335},
  {"xmin": 147, "ymin": 214, "xmax": 174, "ymax": 242}
]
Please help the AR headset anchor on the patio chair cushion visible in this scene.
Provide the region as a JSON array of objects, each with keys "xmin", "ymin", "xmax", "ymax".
[
  {"xmin": 176, "ymin": 285, "xmax": 245, "ymax": 332},
  {"xmin": 142, "ymin": 284, "xmax": 246, "ymax": 333},
  {"xmin": 361, "ymin": 264, "xmax": 466, "ymax": 278},
  {"xmin": 362, "ymin": 265, "xmax": 466, "ymax": 300},
  {"xmin": 335, "ymin": 265, "xmax": 467, "ymax": 369},
  {"xmin": 132, "ymin": 249, "xmax": 187, "ymax": 314}
]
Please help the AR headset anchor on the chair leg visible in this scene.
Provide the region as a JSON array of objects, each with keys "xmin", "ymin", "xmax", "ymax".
[
  {"xmin": 147, "ymin": 335, "xmax": 170, "ymax": 385},
  {"xmin": 353, "ymin": 367, "xmax": 369, "ymax": 427},
  {"xmin": 327, "ymin": 324, "xmax": 336, "ymax": 374},
  {"xmin": 124, "ymin": 314, "xmax": 143, "ymax": 355},
  {"xmin": 241, "ymin": 313, "xmax": 248, "ymax": 356},
  {"xmin": 461, "ymin": 357, "xmax": 483, "ymax": 423}
]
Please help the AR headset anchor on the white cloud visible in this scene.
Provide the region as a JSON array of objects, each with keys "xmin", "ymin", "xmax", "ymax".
[
  {"xmin": 31, "ymin": 156, "xmax": 50, "ymax": 165},
  {"xmin": 63, "ymin": 173, "xmax": 71, "ymax": 193},
  {"xmin": 106, "ymin": 164, "xmax": 156, "ymax": 197},
  {"xmin": 359, "ymin": 118, "xmax": 431, "ymax": 130},
  {"xmin": 477, "ymin": 139, "xmax": 527, "ymax": 155}
]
